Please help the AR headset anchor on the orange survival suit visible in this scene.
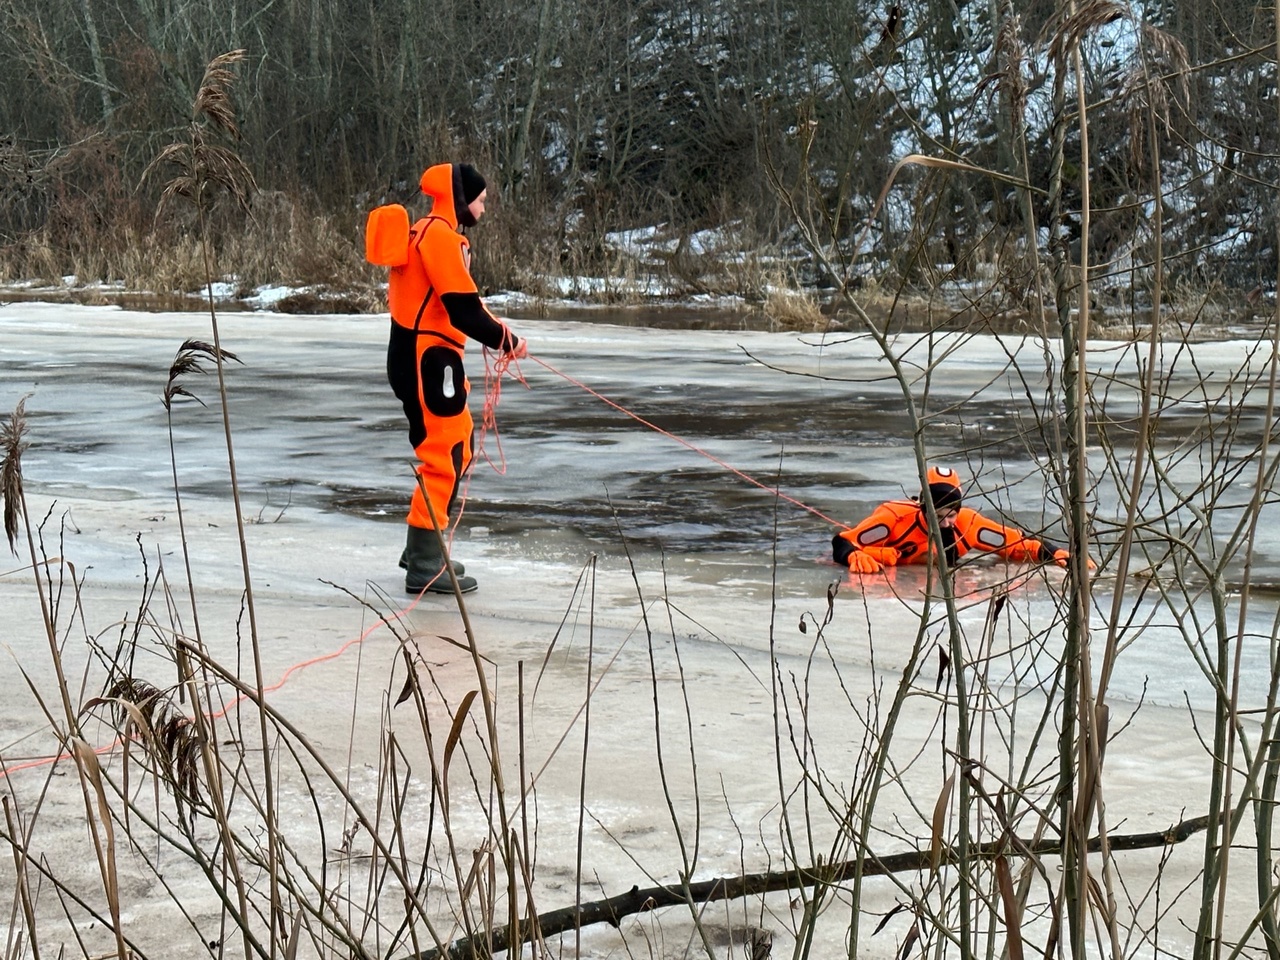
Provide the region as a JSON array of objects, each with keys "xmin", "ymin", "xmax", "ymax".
[
  {"xmin": 831, "ymin": 468, "xmax": 1065, "ymax": 572},
  {"xmin": 386, "ymin": 162, "xmax": 520, "ymax": 533}
]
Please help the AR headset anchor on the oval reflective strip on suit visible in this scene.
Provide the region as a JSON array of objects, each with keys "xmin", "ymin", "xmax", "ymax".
[
  {"xmin": 856, "ymin": 523, "xmax": 891, "ymax": 546},
  {"xmin": 975, "ymin": 526, "xmax": 1007, "ymax": 549}
]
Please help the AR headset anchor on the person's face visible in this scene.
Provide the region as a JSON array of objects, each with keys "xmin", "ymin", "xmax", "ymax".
[
  {"xmin": 468, "ymin": 189, "xmax": 488, "ymax": 222},
  {"xmin": 936, "ymin": 507, "xmax": 959, "ymax": 528}
]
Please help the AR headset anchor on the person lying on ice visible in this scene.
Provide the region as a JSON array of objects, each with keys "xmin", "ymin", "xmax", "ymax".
[{"xmin": 831, "ymin": 465, "xmax": 1093, "ymax": 573}]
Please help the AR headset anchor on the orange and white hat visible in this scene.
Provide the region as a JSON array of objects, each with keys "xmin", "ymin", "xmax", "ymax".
[{"xmin": 923, "ymin": 465, "xmax": 963, "ymax": 509}]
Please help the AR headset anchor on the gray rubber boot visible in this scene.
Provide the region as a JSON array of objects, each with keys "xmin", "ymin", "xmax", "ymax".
[
  {"xmin": 404, "ymin": 525, "xmax": 477, "ymax": 595},
  {"xmin": 399, "ymin": 545, "xmax": 465, "ymax": 576}
]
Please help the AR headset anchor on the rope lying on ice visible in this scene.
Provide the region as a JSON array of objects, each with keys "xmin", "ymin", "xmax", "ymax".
[{"xmin": 524, "ymin": 353, "xmax": 846, "ymax": 528}]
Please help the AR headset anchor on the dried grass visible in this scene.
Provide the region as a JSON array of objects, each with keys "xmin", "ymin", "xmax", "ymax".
[
  {"xmin": 1, "ymin": 397, "xmax": 28, "ymax": 552},
  {"xmin": 116, "ymin": 227, "xmax": 210, "ymax": 293},
  {"xmin": 0, "ymin": 234, "xmax": 66, "ymax": 285},
  {"xmin": 1045, "ymin": 0, "xmax": 1126, "ymax": 65},
  {"xmin": 226, "ymin": 190, "xmax": 373, "ymax": 289},
  {"xmin": 764, "ymin": 285, "xmax": 826, "ymax": 331},
  {"xmin": 0, "ymin": 195, "xmax": 378, "ymax": 302},
  {"xmin": 86, "ymin": 678, "xmax": 206, "ymax": 822},
  {"xmin": 1120, "ymin": 24, "xmax": 1192, "ymax": 177}
]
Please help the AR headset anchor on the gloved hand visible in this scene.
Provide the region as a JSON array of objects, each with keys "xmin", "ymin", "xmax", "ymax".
[
  {"xmin": 847, "ymin": 551, "xmax": 883, "ymax": 574},
  {"xmin": 1052, "ymin": 549, "xmax": 1097, "ymax": 571},
  {"xmin": 861, "ymin": 545, "xmax": 900, "ymax": 567}
]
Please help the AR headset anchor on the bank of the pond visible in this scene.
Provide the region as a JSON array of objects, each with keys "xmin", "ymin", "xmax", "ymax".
[{"xmin": 2, "ymin": 277, "xmax": 1273, "ymax": 340}]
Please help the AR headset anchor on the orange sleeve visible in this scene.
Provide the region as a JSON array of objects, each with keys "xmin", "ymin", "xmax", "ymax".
[
  {"xmin": 833, "ymin": 502, "xmax": 903, "ymax": 567},
  {"xmin": 417, "ymin": 219, "xmax": 478, "ymax": 295},
  {"xmin": 954, "ymin": 509, "xmax": 1047, "ymax": 562}
]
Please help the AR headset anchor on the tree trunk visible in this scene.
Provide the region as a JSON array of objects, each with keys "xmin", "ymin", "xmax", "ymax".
[
  {"xmin": 508, "ymin": 0, "xmax": 557, "ymax": 194},
  {"xmin": 79, "ymin": 0, "xmax": 113, "ymax": 121}
]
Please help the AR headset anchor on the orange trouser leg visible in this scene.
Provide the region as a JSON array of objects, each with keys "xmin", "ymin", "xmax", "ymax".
[
  {"xmin": 407, "ymin": 406, "xmax": 474, "ymax": 530},
  {"xmin": 387, "ymin": 326, "xmax": 476, "ymax": 531}
]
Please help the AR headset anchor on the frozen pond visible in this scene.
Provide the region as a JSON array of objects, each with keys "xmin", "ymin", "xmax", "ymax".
[
  {"xmin": 3, "ymin": 302, "xmax": 1278, "ymax": 714},
  {"xmin": 4, "ymin": 306, "xmax": 1248, "ymax": 549},
  {"xmin": 2, "ymin": 302, "xmax": 1278, "ymax": 959}
]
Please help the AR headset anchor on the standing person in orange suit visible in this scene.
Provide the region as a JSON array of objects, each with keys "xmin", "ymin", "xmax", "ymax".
[
  {"xmin": 832, "ymin": 466, "xmax": 1093, "ymax": 573},
  {"xmin": 385, "ymin": 162, "xmax": 526, "ymax": 594}
]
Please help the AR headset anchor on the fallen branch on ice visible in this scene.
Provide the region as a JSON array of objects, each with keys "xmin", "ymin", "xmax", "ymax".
[{"xmin": 408, "ymin": 814, "xmax": 1210, "ymax": 960}]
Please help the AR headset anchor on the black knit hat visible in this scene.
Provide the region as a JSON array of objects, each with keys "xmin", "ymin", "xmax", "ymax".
[
  {"xmin": 928, "ymin": 482, "xmax": 963, "ymax": 510},
  {"xmin": 453, "ymin": 163, "xmax": 486, "ymax": 228},
  {"xmin": 458, "ymin": 163, "xmax": 487, "ymax": 204},
  {"xmin": 922, "ymin": 465, "xmax": 963, "ymax": 510}
]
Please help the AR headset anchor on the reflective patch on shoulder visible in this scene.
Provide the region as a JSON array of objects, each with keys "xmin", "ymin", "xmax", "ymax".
[
  {"xmin": 856, "ymin": 524, "xmax": 890, "ymax": 546},
  {"xmin": 976, "ymin": 526, "xmax": 1007, "ymax": 549}
]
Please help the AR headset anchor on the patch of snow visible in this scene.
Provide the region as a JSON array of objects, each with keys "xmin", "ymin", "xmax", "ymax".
[
  {"xmin": 687, "ymin": 228, "xmax": 726, "ymax": 256},
  {"xmin": 201, "ymin": 281, "xmax": 239, "ymax": 300},
  {"xmin": 605, "ymin": 224, "xmax": 667, "ymax": 258},
  {"xmin": 547, "ymin": 274, "xmax": 677, "ymax": 298},
  {"xmin": 542, "ymin": 123, "xmax": 570, "ymax": 176},
  {"xmin": 485, "ymin": 291, "xmax": 542, "ymax": 312},
  {"xmin": 689, "ymin": 292, "xmax": 749, "ymax": 306},
  {"xmin": 245, "ymin": 285, "xmax": 303, "ymax": 307}
]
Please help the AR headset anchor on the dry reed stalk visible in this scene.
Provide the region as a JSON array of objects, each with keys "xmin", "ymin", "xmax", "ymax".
[
  {"xmin": 163, "ymin": 338, "xmax": 241, "ymax": 650},
  {"xmin": 174, "ymin": 638, "xmax": 454, "ymax": 954},
  {"xmin": 1205, "ymin": 0, "xmax": 1280, "ymax": 950},
  {"xmin": 610, "ymin": 507, "xmax": 718, "ymax": 958},
  {"xmin": 143, "ymin": 49, "xmax": 290, "ymax": 953},
  {"xmin": 3, "ymin": 796, "xmax": 41, "ymax": 960},
  {"xmin": 1, "ymin": 397, "xmax": 28, "ymax": 554},
  {"xmin": 3, "ymin": 398, "xmax": 132, "ymax": 960},
  {"xmin": 1063, "ymin": 25, "xmax": 1125, "ymax": 960},
  {"xmin": 572, "ymin": 555, "xmax": 597, "ymax": 960}
]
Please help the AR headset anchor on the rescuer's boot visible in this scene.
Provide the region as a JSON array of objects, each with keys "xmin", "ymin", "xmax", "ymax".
[
  {"xmin": 403, "ymin": 525, "xmax": 477, "ymax": 595},
  {"xmin": 399, "ymin": 545, "xmax": 465, "ymax": 576}
]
